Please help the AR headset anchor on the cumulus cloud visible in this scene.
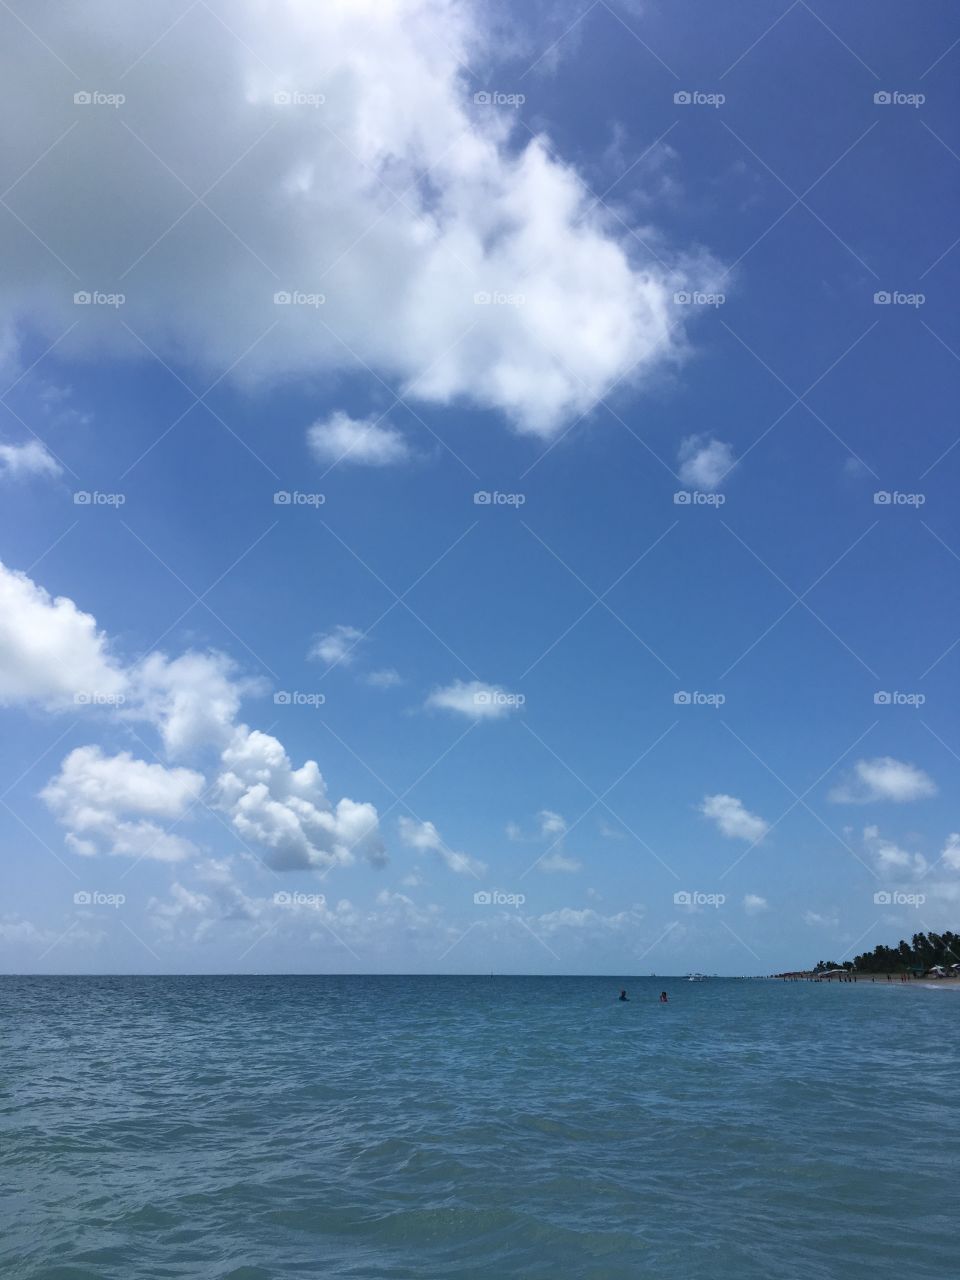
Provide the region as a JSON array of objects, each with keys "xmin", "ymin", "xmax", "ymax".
[
  {"xmin": 0, "ymin": 561, "xmax": 127, "ymax": 709},
  {"xmin": 309, "ymin": 625, "xmax": 364, "ymax": 668},
  {"xmin": 41, "ymin": 746, "xmax": 204, "ymax": 861},
  {"xmin": 214, "ymin": 726, "xmax": 384, "ymax": 871},
  {"xmin": 743, "ymin": 893, "xmax": 768, "ymax": 914},
  {"xmin": 829, "ymin": 757, "xmax": 937, "ymax": 804},
  {"xmin": 307, "ymin": 412, "xmax": 410, "ymax": 466},
  {"xmin": 425, "ymin": 679, "xmax": 521, "ymax": 720},
  {"xmin": 4, "ymin": 559, "xmax": 384, "ymax": 873},
  {"xmin": 398, "ymin": 815, "xmax": 486, "ymax": 877},
  {"xmin": 134, "ymin": 650, "xmax": 248, "ymax": 757},
  {"xmin": 0, "ymin": 0, "xmax": 719, "ymax": 438},
  {"xmin": 677, "ymin": 436, "xmax": 735, "ymax": 490},
  {"xmin": 0, "ymin": 440, "xmax": 61, "ymax": 480},
  {"xmin": 700, "ymin": 794, "xmax": 768, "ymax": 842}
]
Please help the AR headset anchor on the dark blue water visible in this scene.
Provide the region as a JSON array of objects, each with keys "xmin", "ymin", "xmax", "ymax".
[{"xmin": 1, "ymin": 975, "xmax": 957, "ymax": 1278}]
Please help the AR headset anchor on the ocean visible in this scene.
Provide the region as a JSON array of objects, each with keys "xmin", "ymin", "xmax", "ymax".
[{"xmin": 1, "ymin": 975, "xmax": 957, "ymax": 1278}]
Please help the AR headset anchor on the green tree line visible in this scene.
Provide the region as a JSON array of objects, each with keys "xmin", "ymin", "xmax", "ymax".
[{"xmin": 814, "ymin": 931, "xmax": 959, "ymax": 974}]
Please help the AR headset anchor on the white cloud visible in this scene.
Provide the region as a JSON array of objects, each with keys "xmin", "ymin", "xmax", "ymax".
[
  {"xmin": 537, "ymin": 851, "xmax": 582, "ymax": 873},
  {"xmin": 5, "ymin": 559, "xmax": 385, "ymax": 874},
  {"xmin": 365, "ymin": 667, "xmax": 403, "ymax": 688},
  {"xmin": 0, "ymin": 561, "xmax": 127, "ymax": 709},
  {"xmin": 214, "ymin": 726, "xmax": 384, "ymax": 871},
  {"xmin": 803, "ymin": 910, "xmax": 838, "ymax": 927},
  {"xmin": 538, "ymin": 809, "xmax": 567, "ymax": 837},
  {"xmin": 134, "ymin": 650, "xmax": 247, "ymax": 757},
  {"xmin": 743, "ymin": 893, "xmax": 768, "ymax": 914},
  {"xmin": 941, "ymin": 833, "xmax": 960, "ymax": 871},
  {"xmin": 0, "ymin": 0, "xmax": 719, "ymax": 438},
  {"xmin": 533, "ymin": 905, "xmax": 642, "ymax": 934},
  {"xmin": 677, "ymin": 436, "xmax": 735, "ymax": 490},
  {"xmin": 307, "ymin": 412, "xmax": 410, "ymax": 466},
  {"xmin": 862, "ymin": 824, "xmax": 927, "ymax": 876},
  {"xmin": 0, "ymin": 915, "xmax": 58, "ymax": 945},
  {"xmin": 700, "ymin": 793, "xmax": 768, "ymax": 842},
  {"xmin": 0, "ymin": 439, "xmax": 61, "ymax": 480},
  {"xmin": 425, "ymin": 679, "xmax": 521, "ymax": 720},
  {"xmin": 830, "ymin": 757, "xmax": 937, "ymax": 804},
  {"xmin": 398, "ymin": 815, "xmax": 486, "ymax": 877},
  {"xmin": 41, "ymin": 746, "xmax": 204, "ymax": 861},
  {"xmin": 309, "ymin": 624, "xmax": 364, "ymax": 668}
]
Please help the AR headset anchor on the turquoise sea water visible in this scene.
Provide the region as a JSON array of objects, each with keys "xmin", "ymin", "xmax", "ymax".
[{"xmin": 1, "ymin": 975, "xmax": 957, "ymax": 1279}]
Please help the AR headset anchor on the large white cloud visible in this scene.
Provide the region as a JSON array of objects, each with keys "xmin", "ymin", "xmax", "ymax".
[
  {"xmin": 134, "ymin": 650, "xmax": 248, "ymax": 757},
  {"xmin": 214, "ymin": 726, "xmax": 384, "ymax": 870},
  {"xmin": 41, "ymin": 745, "xmax": 204, "ymax": 861},
  {"xmin": 3, "ymin": 557, "xmax": 384, "ymax": 871},
  {"xmin": 0, "ymin": 0, "xmax": 718, "ymax": 437},
  {"xmin": 830, "ymin": 757, "xmax": 937, "ymax": 804},
  {"xmin": 0, "ymin": 560, "xmax": 127, "ymax": 708}
]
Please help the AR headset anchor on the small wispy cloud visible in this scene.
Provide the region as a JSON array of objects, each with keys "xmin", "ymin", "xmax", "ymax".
[
  {"xmin": 700, "ymin": 793, "xmax": 768, "ymax": 842},
  {"xmin": 309, "ymin": 624, "xmax": 364, "ymax": 668},
  {"xmin": 425, "ymin": 679, "xmax": 522, "ymax": 721},
  {"xmin": 307, "ymin": 411, "xmax": 410, "ymax": 467},
  {"xmin": 677, "ymin": 435, "xmax": 735, "ymax": 490}
]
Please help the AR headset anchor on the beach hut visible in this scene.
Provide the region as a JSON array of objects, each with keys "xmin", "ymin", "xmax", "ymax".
[{"xmin": 924, "ymin": 965, "xmax": 947, "ymax": 979}]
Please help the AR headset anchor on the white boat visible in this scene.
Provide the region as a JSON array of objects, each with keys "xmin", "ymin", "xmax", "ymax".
[{"xmin": 687, "ymin": 972, "xmax": 707, "ymax": 982}]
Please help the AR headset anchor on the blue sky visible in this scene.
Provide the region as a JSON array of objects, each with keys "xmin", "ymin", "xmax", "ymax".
[{"xmin": 1, "ymin": 0, "xmax": 958, "ymax": 974}]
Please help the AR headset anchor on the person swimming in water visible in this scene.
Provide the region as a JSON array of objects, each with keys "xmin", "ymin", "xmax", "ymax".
[
  {"xmin": 619, "ymin": 989, "xmax": 629, "ymax": 1001},
  {"xmin": 659, "ymin": 991, "xmax": 668, "ymax": 1003}
]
